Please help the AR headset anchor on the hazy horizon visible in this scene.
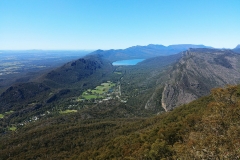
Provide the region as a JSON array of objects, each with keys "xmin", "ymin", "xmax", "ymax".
[
  {"xmin": 0, "ymin": 43, "xmax": 238, "ymax": 51},
  {"xmin": 1, "ymin": 0, "xmax": 240, "ymax": 50}
]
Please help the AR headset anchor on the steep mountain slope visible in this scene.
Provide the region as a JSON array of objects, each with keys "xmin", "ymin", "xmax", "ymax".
[
  {"xmin": 146, "ymin": 48, "xmax": 240, "ymax": 111},
  {"xmin": 42, "ymin": 54, "xmax": 114, "ymax": 89},
  {"xmin": 90, "ymin": 44, "xmax": 210, "ymax": 62},
  {"xmin": 0, "ymin": 82, "xmax": 51, "ymax": 113}
]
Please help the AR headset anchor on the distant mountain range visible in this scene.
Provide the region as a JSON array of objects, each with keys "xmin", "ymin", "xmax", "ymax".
[{"xmin": 89, "ymin": 44, "xmax": 212, "ymax": 62}]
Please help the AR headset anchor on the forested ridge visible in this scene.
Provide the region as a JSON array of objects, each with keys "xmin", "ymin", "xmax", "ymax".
[{"xmin": 1, "ymin": 84, "xmax": 240, "ymax": 159}]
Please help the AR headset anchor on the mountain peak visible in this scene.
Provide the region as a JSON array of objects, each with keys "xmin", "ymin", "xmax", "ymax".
[{"xmin": 235, "ymin": 44, "xmax": 240, "ymax": 49}]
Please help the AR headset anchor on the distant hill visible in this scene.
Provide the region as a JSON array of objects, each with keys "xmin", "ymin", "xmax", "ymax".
[
  {"xmin": 233, "ymin": 44, "xmax": 240, "ymax": 53},
  {"xmin": 235, "ymin": 44, "xmax": 240, "ymax": 49},
  {"xmin": 42, "ymin": 54, "xmax": 114, "ymax": 89},
  {"xmin": 89, "ymin": 44, "xmax": 211, "ymax": 62}
]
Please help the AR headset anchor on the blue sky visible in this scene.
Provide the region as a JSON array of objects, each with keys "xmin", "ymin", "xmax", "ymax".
[{"xmin": 1, "ymin": 0, "xmax": 240, "ymax": 50}]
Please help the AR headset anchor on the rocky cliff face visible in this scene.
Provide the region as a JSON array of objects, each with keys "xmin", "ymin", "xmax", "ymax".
[{"xmin": 146, "ymin": 48, "xmax": 240, "ymax": 111}]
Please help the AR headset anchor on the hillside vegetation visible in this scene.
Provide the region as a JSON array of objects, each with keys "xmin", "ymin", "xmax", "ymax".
[{"xmin": 1, "ymin": 84, "xmax": 240, "ymax": 159}]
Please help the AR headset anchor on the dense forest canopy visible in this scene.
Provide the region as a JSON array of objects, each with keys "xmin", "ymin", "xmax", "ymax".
[{"xmin": 1, "ymin": 84, "xmax": 240, "ymax": 159}]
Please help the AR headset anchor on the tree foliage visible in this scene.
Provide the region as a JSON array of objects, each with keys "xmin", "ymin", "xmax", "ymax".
[{"xmin": 1, "ymin": 85, "xmax": 240, "ymax": 159}]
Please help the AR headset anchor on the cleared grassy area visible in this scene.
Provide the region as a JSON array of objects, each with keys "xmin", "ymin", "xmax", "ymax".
[
  {"xmin": 82, "ymin": 94, "xmax": 98, "ymax": 100},
  {"xmin": 96, "ymin": 86, "xmax": 105, "ymax": 90},
  {"xmin": 81, "ymin": 81, "xmax": 116, "ymax": 100},
  {"xmin": 59, "ymin": 110, "xmax": 77, "ymax": 114},
  {"xmin": 100, "ymin": 83, "xmax": 115, "ymax": 90},
  {"xmin": 0, "ymin": 114, "xmax": 4, "ymax": 119},
  {"xmin": 9, "ymin": 126, "xmax": 17, "ymax": 131},
  {"xmin": 91, "ymin": 89, "xmax": 104, "ymax": 94},
  {"xmin": 114, "ymin": 71, "xmax": 122, "ymax": 75},
  {"xmin": 5, "ymin": 110, "xmax": 14, "ymax": 115},
  {"xmin": 101, "ymin": 83, "xmax": 109, "ymax": 86}
]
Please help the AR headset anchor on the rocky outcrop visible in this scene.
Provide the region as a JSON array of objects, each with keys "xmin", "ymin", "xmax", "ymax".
[
  {"xmin": 146, "ymin": 48, "xmax": 240, "ymax": 111},
  {"xmin": 163, "ymin": 49, "xmax": 240, "ymax": 110}
]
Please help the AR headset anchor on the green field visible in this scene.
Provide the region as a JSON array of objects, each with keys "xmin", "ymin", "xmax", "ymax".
[
  {"xmin": 59, "ymin": 110, "xmax": 78, "ymax": 114},
  {"xmin": 91, "ymin": 89, "xmax": 104, "ymax": 94},
  {"xmin": 0, "ymin": 111, "xmax": 14, "ymax": 119},
  {"xmin": 114, "ymin": 71, "xmax": 122, "ymax": 75},
  {"xmin": 82, "ymin": 94, "xmax": 98, "ymax": 100},
  {"xmin": 0, "ymin": 114, "xmax": 4, "ymax": 119},
  {"xmin": 9, "ymin": 126, "xmax": 17, "ymax": 131},
  {"xmin": 81, "ymin": 81, "xmax": 116, "ymax": 100},
  {"xmin": 5, "ymin": 110, "xmax": 14, "ymax": 115}
]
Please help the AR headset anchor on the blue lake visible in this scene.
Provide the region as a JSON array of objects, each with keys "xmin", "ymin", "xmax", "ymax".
[{"xmin": 112, "ymin": 59, "xmax": 145, "ymax": 66}]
